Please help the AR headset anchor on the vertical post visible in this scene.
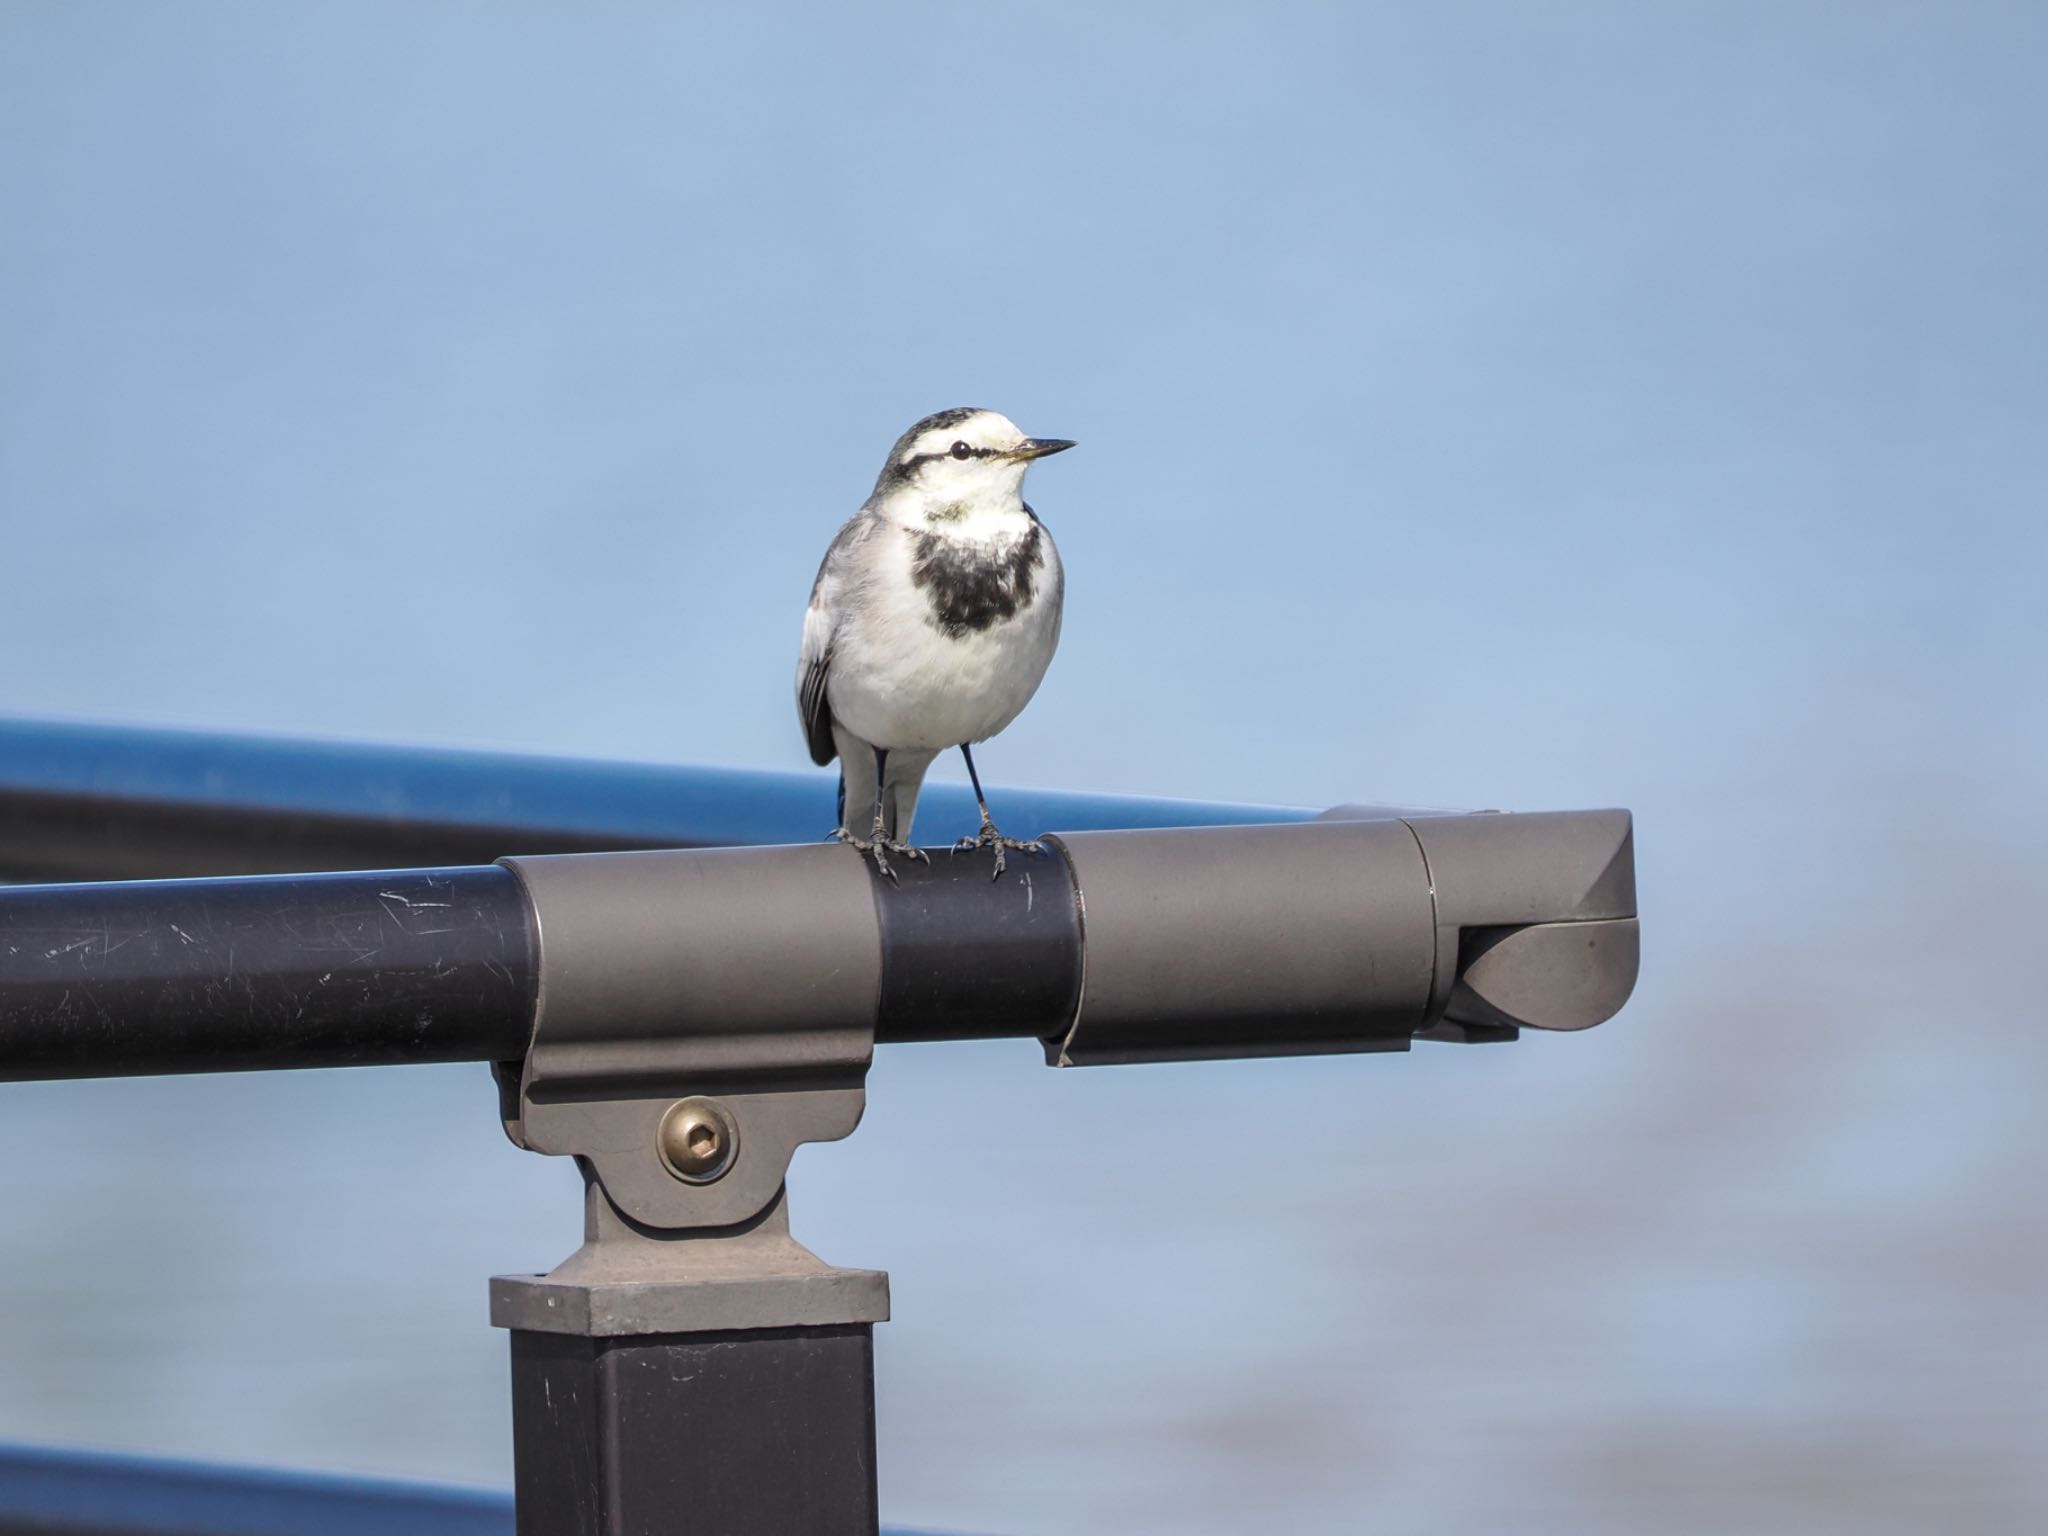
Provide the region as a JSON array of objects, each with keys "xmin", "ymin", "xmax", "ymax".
[
  {"xmin": 493, "ymin": 1181, "xmax": 889, "ymax": 1536},
  {"xmin": 508, "ymin": 1326, "xmax": 879, "ymax": 1536}
]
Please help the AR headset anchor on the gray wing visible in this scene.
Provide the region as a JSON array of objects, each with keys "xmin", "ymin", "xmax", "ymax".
[{"xmin": 795, "ymin": 514, "xmax": 872, "ymax": 767}]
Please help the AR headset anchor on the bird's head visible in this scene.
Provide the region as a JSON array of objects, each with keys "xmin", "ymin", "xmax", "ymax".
[{"xmin": 871, "ymin": 407, "xmax": 1075, "ymax": 510}]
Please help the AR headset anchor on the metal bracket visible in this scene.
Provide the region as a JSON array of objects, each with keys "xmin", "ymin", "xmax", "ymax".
[
  {"xmin": 490, "ymin": 844, "xmax": 889, "ymax": 1353},
  {"xmin": 497, "ymin": 1052, "xmax": 870, "ymax": 1233},
  {"xmin": 495, "ymin": 844, "xmax": 881, "ymax": 1233}
]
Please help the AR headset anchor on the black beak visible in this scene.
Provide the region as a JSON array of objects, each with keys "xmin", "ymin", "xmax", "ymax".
[{"xmin": 1016, "ymin": 438, "xmax": 1076, "ymax": 460}]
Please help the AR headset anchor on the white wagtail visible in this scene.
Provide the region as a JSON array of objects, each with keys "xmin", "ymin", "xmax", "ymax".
[{"xmin": 797, "ymin": 407, "xmax": 1074, "ymax": 879}]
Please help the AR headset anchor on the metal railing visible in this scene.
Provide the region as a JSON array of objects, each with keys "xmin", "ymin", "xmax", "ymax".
[
  {"xmin": 0, "ymin": 716, "xmax": 1334, "ymax": 880},
  {"xmin": 0, "ymin": 718, "xmax": 1641, "ymax": 1535},
  {"xmin": 0, "ymin": 1442, "xmax": 513, "ymax": 1536},
  {"xmin": 0, "ymin": 1440, "xmax": 950, "ymax": 1536}
]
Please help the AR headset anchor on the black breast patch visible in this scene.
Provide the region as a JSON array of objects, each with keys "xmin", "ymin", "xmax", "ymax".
[{"xmin": 912, "ymin": 523, "xmax": 1044, "ymax": 637}]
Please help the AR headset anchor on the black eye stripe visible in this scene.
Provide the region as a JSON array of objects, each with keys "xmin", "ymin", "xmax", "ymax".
[{"xmin": 901, "ymin": 444, "xmax": 997, "ymax": 471}]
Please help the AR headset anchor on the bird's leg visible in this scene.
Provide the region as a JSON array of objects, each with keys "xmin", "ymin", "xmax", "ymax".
[
  {"xmin": 872, "ymin": 746, "xmax": 929, "ymax": 869},
  {"xmin": 824, "ymin": 767, "xmax": 854, "ymax": 844},
  {"xmin": 826, "ymin": 749, "xmax": 895, "ymax": 879},
  {"xmin": 951, "ymin": 742, "xmax": 1044, "ymax": 879},
  {"xmin": 831, "ymin": 746, "xmax": 927, "ymax": 880},
  {"xmin": 860, "ymin": 746, "xmax": 899, "ymax": 880}
]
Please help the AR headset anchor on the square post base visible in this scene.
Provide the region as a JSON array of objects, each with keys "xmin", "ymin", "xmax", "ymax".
[{"xmin": 495, "ymin": 1185, "xmax": 888, "ymax": 1535}]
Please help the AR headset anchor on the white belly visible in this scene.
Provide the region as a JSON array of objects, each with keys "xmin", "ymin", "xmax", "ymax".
[{"xmin": 828, "ymin": 524, "xmax": 1063, "ymax": 752}]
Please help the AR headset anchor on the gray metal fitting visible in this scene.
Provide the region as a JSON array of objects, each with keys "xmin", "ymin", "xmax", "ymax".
[
  {"xmin": 498, "ymin": 844, "xmax": 879, "ymax": 1232},
  {"xmin": 491, "ymin": 807, "xmax": 1638, "ymax": 1230}
]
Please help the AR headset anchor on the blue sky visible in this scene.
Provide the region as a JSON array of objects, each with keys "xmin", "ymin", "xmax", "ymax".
[
  {"xmin": 1, "ymin": 4, "xmax": 2044, "ymax": 1531},
  {"xmin": 4, "ymin": 3, "xmax": 2039, "ymax": 816}
]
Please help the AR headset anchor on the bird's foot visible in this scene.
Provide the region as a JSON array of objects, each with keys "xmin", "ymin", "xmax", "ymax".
[
  {"xmin": 952, "ymin": 821, "xmax": 1046, "ymax": 880},
  {"xmin": 831, "ymin": 828, "xmax": 928, "ymax": 881}
]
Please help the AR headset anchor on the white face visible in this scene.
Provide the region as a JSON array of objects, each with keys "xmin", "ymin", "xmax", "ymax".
[
  {"xmin": 878, "ymin": 408, "xmax": 1071, "ymax": 508},
  {"xmin": 896, "ymin": 410, "xmax": 1033, "ymax": 502}
]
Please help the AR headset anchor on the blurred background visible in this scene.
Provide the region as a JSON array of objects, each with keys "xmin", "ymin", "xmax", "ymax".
[{"xmin": 2, "ymin": 3, "xmax": 2044, "ymax": 1531}]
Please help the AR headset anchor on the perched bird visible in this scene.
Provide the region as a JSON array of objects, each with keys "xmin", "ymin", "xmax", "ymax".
[{"xmin": 797, "ymin": 406, "xmax": 1074, "ymax": 878}]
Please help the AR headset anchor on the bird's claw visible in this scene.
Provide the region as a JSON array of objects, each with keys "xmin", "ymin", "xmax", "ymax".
[
  {"xmin": 830, "ymin": 828, "xmax": 927, "ymax": 882},
  {"xmin": 952, "ymin": 823, "xmax": 1045, "ymax": 880}
]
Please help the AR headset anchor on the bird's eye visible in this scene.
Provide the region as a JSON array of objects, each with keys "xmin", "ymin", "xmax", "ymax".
[{"xmin": 950, "ymin": 440, "xmax": 973, "ymax": 460}]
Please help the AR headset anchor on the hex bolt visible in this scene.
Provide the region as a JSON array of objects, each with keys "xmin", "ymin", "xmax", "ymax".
[{"xmin": 656, "ymin": 1096, "xmax": 739, "ymax": 1184}]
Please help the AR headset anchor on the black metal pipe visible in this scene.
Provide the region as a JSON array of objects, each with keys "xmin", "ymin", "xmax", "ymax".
[
  {"xmin": 0, "ymin": 852, "xmax": 1086, "ymax": 1082},
  {"xmin": 0, "ymin": 866, "xmax": 535, "ymax": 1081},
  {"xmin": 0, "ymin": 811, "xmax": 1638, "ymax": 1082},
  {"xmin": 869, "ymin": 846, "xmax": 1082, "ymax": 1043}
]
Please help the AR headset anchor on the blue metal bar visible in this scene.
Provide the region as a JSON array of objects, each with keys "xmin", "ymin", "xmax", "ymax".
[
  {"xmin": 0, "ymin": 1442, "xmax": 958, "ymax": 1535},
  {"xmin": 0, "ymin": 716, "xmax": 1324, "ymax": 880},
  {"xmin": 0, "ymin": 1441, "xmax": 512, "ymax": 1536}
]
